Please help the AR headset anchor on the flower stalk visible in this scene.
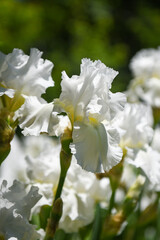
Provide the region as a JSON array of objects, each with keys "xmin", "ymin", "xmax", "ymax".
[{"xmin": 44, "ymin": 128, "xmax": 72, "ymax": 240}]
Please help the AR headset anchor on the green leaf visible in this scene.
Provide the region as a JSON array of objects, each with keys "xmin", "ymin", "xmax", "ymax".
[{"xmin": 31, "ymin": 214, "xmax": 41, "ymax": 229}]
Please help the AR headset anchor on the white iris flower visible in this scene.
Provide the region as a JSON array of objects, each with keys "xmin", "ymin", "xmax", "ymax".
[
  {"xmin": 55, "ymin": 58, "xmax": 126, "ymax": 172},
  {"xmin": 0, "ymin": 48, "xmax": 63, "ymax": 136},
  {"xmin": 0, "ymin": 48, "xmax": 54, "ymax": 98}
]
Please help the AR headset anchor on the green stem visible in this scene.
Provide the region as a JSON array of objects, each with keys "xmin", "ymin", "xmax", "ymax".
[
  {"xmin": 54, "ymin": 172, "xmax": 66, "ymax": 201},
  {"xmin": 44, "ymin": 128, "xmax": 72, "ymax": 240},
  {"xmin": 91, "ymin": 203, "xmax": 102, "ymax": 240},
  {"xmin": 156, "ymin": 197, "xmax": 160, "ymax": 240},
  {"xmin": 108, "ymin": 189, "xmax": 116, "ymax": 215}
]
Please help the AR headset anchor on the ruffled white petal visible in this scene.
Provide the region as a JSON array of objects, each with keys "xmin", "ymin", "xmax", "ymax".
[
  {"xmin": 80, "ymin": 58, "xmax": 118, "ymax": 88},
  {"xmin": 115, "ymin": 103, "xmax": 153, "ymax": 149},
  {"xmin": 57, "ymin": 58, "xmax": 122, "ymax": 123},
  {"xmin": 0, "ymin": 180, "xmax": 41, "ymax": 240},
  {"xmin": 59, "ymin": 189, "xmax": 95, "ymax": 233},
  {"xmin": 128, "ymin": 47, "xmax": 160, "ymax": 107},
  {"xmin": 71, "ymin": 121, "xmax": 122, "ymax": 172},
  {"xmin": 104, "ymin": 127, "xmax": 123, "ymax": 171},
  {"xmin": 130, "ymin": 48, "xmax": 160, "ymax": 78},
  {"xmin": 0, "ymin": 48, "xmax": 54, "ymax": 97},
  {"xmin": 141, "ymin": 77, "xmax": 160, "ymax": 107},
  {"xmin": 129, "ymin": 146, "xmax": 160, "ymax": 187},
  {"xmin": 15, "ymin": 96, "xmax": 61, "ymax": 136},
  {"xmin": 71, "ymin": 121, "xmax": 103, "ymax": 172},
  {"xmin": 109, "ymin": 92, "xmax": 126, "ymax": 120}
]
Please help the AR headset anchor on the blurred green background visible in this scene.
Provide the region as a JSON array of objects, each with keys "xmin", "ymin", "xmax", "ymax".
[{"xmin": 0, "ymin": 0, "xmax": 160, "ymax": 101}]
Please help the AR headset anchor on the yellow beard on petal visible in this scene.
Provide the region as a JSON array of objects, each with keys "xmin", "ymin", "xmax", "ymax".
[
  {"xmin": 88, "ymin": 116, "xmax": 99, "ymax": 126},
  {"xmin": 55, "ymin": 99, "xmax": 75, "ymax": 126},
  {"xmin": 55, "ymin": 99, "xmax": 100, "ymax": 129}
]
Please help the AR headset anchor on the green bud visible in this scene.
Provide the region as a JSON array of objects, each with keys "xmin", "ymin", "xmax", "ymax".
[
  {"xmin": 45, "ymin": 198, "xmax": 63, "ymax": 240},
  {"xmin": 153, "ymin": 107, "xmax": 160, "ymax": 126},
  {"xmin": 60, "ymin": 127, "xmax": 73, "ymax": 173},
  {"xmin": 60, "ymin": 127, "xmax": 72, "ymax": 154},
  {"xmin": 123, "ymin": 175, "xmax": 145, "ymax": 217},
  {"xmin": 125, "ymin": 175, "xmax": 145, "ymax": 200}
]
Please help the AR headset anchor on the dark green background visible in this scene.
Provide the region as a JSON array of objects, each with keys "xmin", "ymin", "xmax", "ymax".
[{"xmin": 1, "ymin": 0, "xmax": 160, "ymax": 101}]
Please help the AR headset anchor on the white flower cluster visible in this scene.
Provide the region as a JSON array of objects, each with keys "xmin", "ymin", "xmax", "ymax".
[
  {"xmin": 121, "ymin": 47, "xmax": 160, "ymax": 199},
  {"xmin": 0, "ymin": 49, "xmax": 126, "ymax": 173},
  {"xmin": 1, "ymin": 47, "xmax": 160, "ymax": 238},
  {"xmin": 1, "ymin": 135, "xmax": 111, "ymax": 233}
]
